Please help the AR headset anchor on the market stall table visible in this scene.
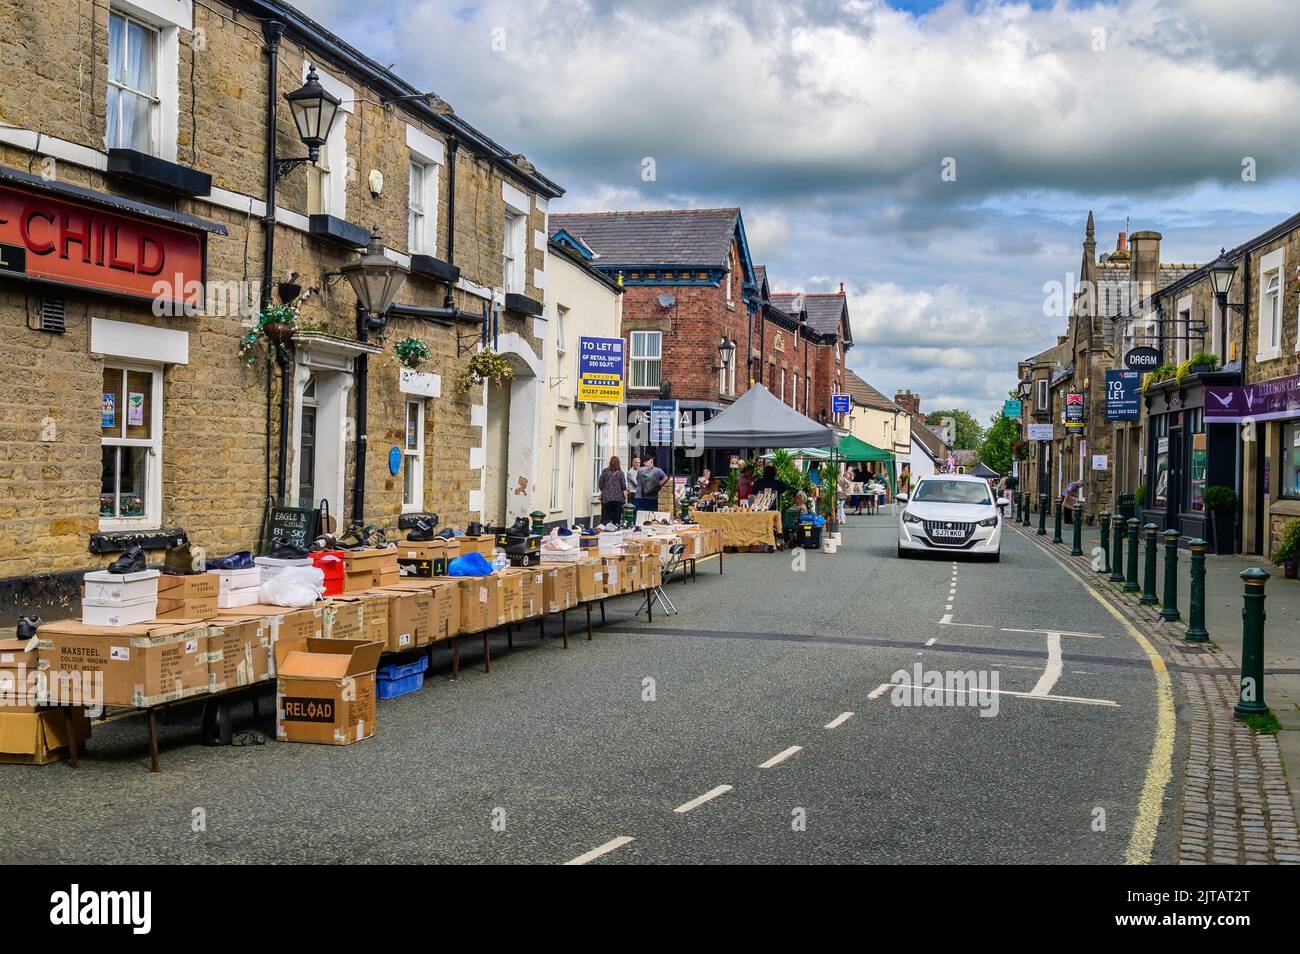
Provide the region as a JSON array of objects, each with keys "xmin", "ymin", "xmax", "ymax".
[{"xmin": 690, "ymin": 510, "xmax": 780, "ymax": 550}]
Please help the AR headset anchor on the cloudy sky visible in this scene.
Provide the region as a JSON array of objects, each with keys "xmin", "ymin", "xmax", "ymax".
[{"xmin": 300, "ymin": 0, "xmax": 1300, "ymax": 421}]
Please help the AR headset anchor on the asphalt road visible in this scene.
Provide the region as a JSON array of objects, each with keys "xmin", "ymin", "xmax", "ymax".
[{"xmin": 1, "ymin": 513, "xmax": 1180, "ymax": 864}]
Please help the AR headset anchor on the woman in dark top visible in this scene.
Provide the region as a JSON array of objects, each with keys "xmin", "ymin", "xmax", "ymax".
[{"xmin": 597, "ymin": 456, "xmax": 629, "ymax": 524}]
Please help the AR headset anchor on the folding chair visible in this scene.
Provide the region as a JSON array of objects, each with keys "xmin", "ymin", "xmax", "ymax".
[{"xmin": 638, "ymin": 542, "xmax": 683, "ymax": 616}]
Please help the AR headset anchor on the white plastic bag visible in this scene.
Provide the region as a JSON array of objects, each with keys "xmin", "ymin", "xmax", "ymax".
[{"xmin": 260, "ymin": 564, "xmax": 325, "ymax": 608}]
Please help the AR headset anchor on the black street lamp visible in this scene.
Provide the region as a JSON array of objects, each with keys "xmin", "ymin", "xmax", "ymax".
[
  {"xmin": 277, "ymin": 66, "xmax": 342, "ymax": 178},
  {"xmin": 714, "ymin": 335, "xmax": 736, "ymax": 373},
  {"xmin": 1208, "ymin": 248, "xmax": 1241, "ymax": 358},
  {"xmin": 340, "ymin": 226, "xmax": 409, "ymax": 329}
]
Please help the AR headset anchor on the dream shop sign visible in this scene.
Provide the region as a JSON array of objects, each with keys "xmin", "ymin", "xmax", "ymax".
[{"xmin": 0, "ymin": 183, "xmax": 204, "ymax": 305}]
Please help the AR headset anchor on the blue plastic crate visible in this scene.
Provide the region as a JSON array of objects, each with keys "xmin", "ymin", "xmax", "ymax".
[
  {"xmin": 377, "ymin": 671, "xmax": 424, "ymax": 700},
  {"xmin": 377, "ymin": 655, "xmax": 429, "ymax": 681}
]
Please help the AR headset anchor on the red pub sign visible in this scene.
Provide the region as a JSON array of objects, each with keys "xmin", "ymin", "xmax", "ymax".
[{"xmin": 0, "ymin": 183, "xmax": 204, "ymax": 305}]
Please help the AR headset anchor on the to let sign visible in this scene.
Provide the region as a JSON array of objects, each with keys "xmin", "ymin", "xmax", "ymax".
[
  {"xmin": 1105, "ymin": 370, "xmax": 1141, "ymax": 421},
  {"xmin": 577, "ymin": 336, "xmax": 625, "ymax": 403},
  {"xmin": 0, "ymin": 183, "xmax": 204, "ymax": 304}
]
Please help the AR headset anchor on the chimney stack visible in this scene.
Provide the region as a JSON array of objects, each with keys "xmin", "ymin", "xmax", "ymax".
[
  {"xmin": 1129, "ymin": 230, "xmax": 1162, "ymax": 298},
  {"xmin": 894, "ymin": 389, "xmax": 920, "ymax": 416},
  {"xmin": 1116, "ymin": 231, "xmax": 1128, "ymax": 254}
]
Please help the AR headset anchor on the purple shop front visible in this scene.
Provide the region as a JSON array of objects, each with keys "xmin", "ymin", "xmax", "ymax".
[{"xmin": 1205, "ymin": 373, "xmax": 1300, "ymax": 423}]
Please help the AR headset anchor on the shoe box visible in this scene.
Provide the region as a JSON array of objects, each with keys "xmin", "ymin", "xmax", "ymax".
[
  {"xmin": 395, "ymin": 539, "xmax": 453, "ymax": 578},
  {"xmin": 457, "ymin": 575, "xmax": 505, "ymax": 632},
  {"xmin": 274, "ymin": 637, "xmax": 383, "ymax": 745},
  {"xmin": 0, "ymin": 634, "xmax": 41, "ymax": 712},
  {"xmin": 81, "ymin": 569, "xmax": 160, "ymax": 627},
  {"xmin": 0, "ymin": 709, "xmax": 91, "ymax": 765},
  {"xmin": 575, "ymin": 559, "xmax": 606, "ymax": 601},
  {"xmin": 36, "ymin": 619, "xmax": 210, "ymax": 709},
  {"xmin": 457, "ymin": 535, "xmax": 497, "ymax": 558},
  {"xmin": 309, "ymin": 551, "xmax": 346, "ymax": 596},
  {"xmin": 155, "ymin": 573, "xmax": 219, "ymax": 620},
  {"xmin": 255, "ymin": 555, "xmax": 312, "ymax": 585},
  {"xmin": 541, "ymin": 564, "xmax": 577, "ymax": 613},
  {"xmin": 207, "ymin": 566, "xmax": 262, "ymax": 608},
  {"xmin": 343, "ymin": 548, "xmax": 400, "ymax": 592}
]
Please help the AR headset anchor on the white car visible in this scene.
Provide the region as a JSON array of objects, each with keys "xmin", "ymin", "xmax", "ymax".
[{"xmin": 896, "ymin": 474, "xmax": 1008, "ymax": 561}]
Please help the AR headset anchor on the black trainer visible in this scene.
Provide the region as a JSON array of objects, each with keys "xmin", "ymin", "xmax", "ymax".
[
  {"xmin": 269, "ymin": 539, "xmax": 310, "ymax": 560},
  {"xmin": 106, "ymin": 545, "xmax": 145, "ymax": 575},
  {"xmin": 466, "ymin": 520, "xmax": 484, "ymax": 537},
  {"xmin": 407, "ymin": 519, "xmax": 436, "ymax": 542},
  {"xmin": 436, "ymin": 528, "xmax": 457, "ymax": 541},
  {"xmin": 15, "ymin": 615, "xmax": 43, "ymax": 639}
]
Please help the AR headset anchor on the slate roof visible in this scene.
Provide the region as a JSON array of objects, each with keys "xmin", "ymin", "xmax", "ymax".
[
  {"xmin": 843, "ymin": 370, "xmax": 904, "ymax": 413},
  {"xmin": 548, "ymin": 208, "xmax": 740, "ymax": 267},
  {"xmin": 769, "ymin": 292, "xmax": 802, "ymax": 316},
  {"xmin": 754, "ymin": 264, "xmax": 768, "ymax": 292},
  {"xmin": 805, "ymin": 293, "xmax": 850, "ymax": 343},
  {"xmin": 911, "ymin": 420, "xmax": 950, "ymax": 461}
]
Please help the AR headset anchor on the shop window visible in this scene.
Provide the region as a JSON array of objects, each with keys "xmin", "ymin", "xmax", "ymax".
[
  {"xmin": 402, "ymin": 399, "xmax": 425, "ymax": 511},
  {"xmin": 1187, "ymin": 409, "xmax": 1206, "ymax": 512},
  {"xmin": 1282, "ymin": 421, "xmax": 1300, "ymax": 500},
  {"xmin": 1036, "ymin": 378, "xmax": 1048, "ymax": 411},
  {"xmin": 107, "ymin": 11, "xmax": 160, "ymax": 154},
  {"xmin": 1258, "ymin": 258, "xmax": 1283, "ymax": 359},
  {"xmin": 100, "ymin": 364, "xmax": 162, "ymax": 528},
  {"xmin": 592, "ymin": 421, "xmax": 610, "ymax": 495},
  {"xmin": 629, "ymin": 331, "xmax": 661, "ymax": 390},
  {"xmin": 408, "ymin": 159, "xmax": 429, "ymax": 254},
  {"xmin": 1153, "ymin": 414, "xmax": 1169, "ymax": 509}
]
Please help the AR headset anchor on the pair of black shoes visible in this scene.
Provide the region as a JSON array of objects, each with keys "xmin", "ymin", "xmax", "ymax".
[
  {"xmin": 407, "ymin": 519, "xmax": 437, "ymax": 542},
  {"xmin": 106, "ymin": 545, "xmax": 146, "ymax": 575},
  {"xmin": 268, "ymin": 539, "xmax": 310, "ymax": 560},
  {"xmin": 16, "ymin": 615, "xmax": 43, "ymax": 639},
  {"xmin": 466, "ymin": 521, "xmax": 484, "ymax": 537}
]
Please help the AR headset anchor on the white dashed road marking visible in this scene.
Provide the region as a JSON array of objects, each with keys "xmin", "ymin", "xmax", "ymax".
[
  {"xmin": 868, "ymin": 682, "xmax": 891, "ymax": 700},
  {"xmin": 674, "ymin": 785, "xmax": 732, "ymax": 814},
  {"xmin": 824, "ymin": 711, "xmax": 854, "ymax": 729},
  {"xmin": 924, "ymin": 637, "xmax": 937, "ymax": 646},
  {"xmin": 565, "ymin": 836, "xmax": 635, "ymax": 865},
  {"xmin": 1029, "ymin": 631, "xmax": 1063, "ymax": 697},
  {"xmin": 759, "ymin": 746, "xmax": 802, "ymax": 769}
]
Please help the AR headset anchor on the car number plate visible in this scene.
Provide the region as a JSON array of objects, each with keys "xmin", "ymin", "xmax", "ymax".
[{"xmin": 931, "ymin": 527, "xmax": 964, "ymax": 538}]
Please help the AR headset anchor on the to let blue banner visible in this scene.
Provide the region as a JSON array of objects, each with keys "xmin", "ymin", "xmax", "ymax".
[
  {"xmin": 1105, "ymin": 370, "xmax": 1141, "ymax": 421},
  {"xmin": 577, "ymin": 336, "xmax": 625, "ymax": 403}
]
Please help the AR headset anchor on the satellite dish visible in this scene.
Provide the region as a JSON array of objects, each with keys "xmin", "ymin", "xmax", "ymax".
[{"xmin": 658, "ymin": 292, "xmax": 676, "ymax": 309}]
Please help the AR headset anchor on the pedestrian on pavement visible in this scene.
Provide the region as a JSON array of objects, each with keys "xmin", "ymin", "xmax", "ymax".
[
  {"xmin": 836, "ymin": 467, "xmax": 852, "ymax": 524},
  {"xmin": 633, "ymin": 456, "xmax": 668, "ymax": 514},
  {"xmin": 737, "ymin": 464, "xmax": 754, "ymax": 504},
  {"xmin": 597, "ymin": 456, "xmax": 629, "ymax": 525},
  {"xmin": 625, "ymin": 456, "xmax": 641, "ymax": 502},
  {"xmin": 1062, "ymin": 478, "xmax": 1083, "ymax": 525}
]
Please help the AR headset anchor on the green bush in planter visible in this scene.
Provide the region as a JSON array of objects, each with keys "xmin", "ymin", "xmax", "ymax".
[
  {"xmin": 1202, "ymin": 484, "xmax": 1237, "ymax": 510},
  {"xmin": 1274, "ymin": 520, "xmax": 1300, "ymax": 566},
  {"xmin": 1133, "ymin": 485, "xmax": 1146, "ymax": 506}
]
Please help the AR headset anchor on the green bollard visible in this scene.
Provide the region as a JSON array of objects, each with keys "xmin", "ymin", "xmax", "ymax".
[
  {"xmin": 1125, "ymin": 518, "xmax": 1140, "ymax": 592},
  {"xmin": 1016, "ymin": 492, "xmax": 1024, "ymax": 524},
  {"xmin": 1234, "ymin": 567, "xmax": 1270, "ymax": 716},
  {"xmin": 1185, "ymin": 538, "xmax": 1209, "ymax": 642},
  {"xmin": 1161, "ymin": 529, "xmax": 1182, "ymax": 621},
  {"xmin": 1022, "ymin": 492, "xmax": 1031, "ymax": 527},
  {"xmin": 1038, "ymin": 493, "xmax": 1048, "ymax": 535},
  {"xmin": 1140, "ymin": 524, "xmax": 1159, "ymax": 604},
  {"xmin": 1071, "ymin": 501, "xmax": 1084, "ymax": 556},
  {"xmin": 1098, "ymin": 511, "xmax": 1112, "ymax": 574},
  {"xmin": 1109, "ymin": 516, "xmax": 1126, "ymax": 583},
  {"xmin": 1053, "ymin": 496, "xmax": 1064, "ymax": 544}
]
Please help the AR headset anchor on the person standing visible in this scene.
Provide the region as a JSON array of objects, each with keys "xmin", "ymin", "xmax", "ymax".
[
  {"xmin": 597, "ymin": 456, "xmax": 629, "ymax": 525},
  {"xmin": 737, "ymin": 464, "xmax": 754, "ymax": 504},
  {"xmin": 634, "ymin": 456, "xmax": 668, "ymax": 513},
  {"xmin": 625, "ymin": 456, "xmax": 641, "ymax": 503},
  {"xmin": 1062, "ymin": 478, "xmax": 1083, "ymax": 525}
]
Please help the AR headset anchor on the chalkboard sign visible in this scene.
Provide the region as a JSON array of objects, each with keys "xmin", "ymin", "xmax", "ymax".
[{"xmin": 268, "ymin": 506, "xmax": 319, "ymax": 551}]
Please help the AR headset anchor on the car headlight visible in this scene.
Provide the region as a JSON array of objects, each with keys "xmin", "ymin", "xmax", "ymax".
[
  {"xmin": 978, "ymin": 515, "xmax": 999, "ymax": 527},
  {"xmin": 902, "ymin": 511, "xmax": 923, "ymax": 524}
]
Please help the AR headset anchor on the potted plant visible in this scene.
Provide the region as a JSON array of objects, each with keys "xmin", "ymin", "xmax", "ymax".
[
  {"xmin": 238, "ymin": 303, "xmax": 298, "ymax": 366},
  {"xmin": 1202, "ymin": 484, "xmax": 1237, "ymax": 555},
  {"xmin": 1189, "ymin": 351, "xmax": 1219, "ymax": 375},
  {"xmin": 1274, "ymin": 519, "xmax": 1300, "ymax": 579},
  {"xmin": 457, "ymin": 349, "xmax": 515, "ymax": 394},
  {"xmin": 1133, "ymin": 484, "xmax": 1145, "ymax": 522},
  {"xmin": 395, "ymin": 337, "xmax": 431, "ymax": 370}
]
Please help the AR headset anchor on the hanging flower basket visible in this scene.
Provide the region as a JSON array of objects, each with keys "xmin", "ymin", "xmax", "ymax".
[
  {"xmin": 239, "ymin": 304, "xmax": 299, "ymax": 366},
  {"xmin": 457, "ymin": 349, "xmax": 514, "ymax": 393},
  {"xmin": 395, "ymin": 337, "xmax": 431, "ymax": 370}
]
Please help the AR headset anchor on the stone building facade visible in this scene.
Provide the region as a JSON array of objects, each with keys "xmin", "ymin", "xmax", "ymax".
[{"xmin": 0, "ymin": 0, "xmax": 559, "ymax": 621}]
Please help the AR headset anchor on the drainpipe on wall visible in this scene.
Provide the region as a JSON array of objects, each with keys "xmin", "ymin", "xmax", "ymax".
[
  {"xmin": 261, "ymin": 20, "xmax": 287, "ymax": 503},
  {"xmin": 352, "ymin": 303, "xmax": 369, "ymax": 523},
  {"xmin": 443, "ymin": 137, "xmax": 459, "ymax": 309}
]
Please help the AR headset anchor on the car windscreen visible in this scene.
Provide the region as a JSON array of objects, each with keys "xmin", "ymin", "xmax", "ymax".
[{"xmin": 912, "ymin": 480, "xmax": 992, "ymax": 505}]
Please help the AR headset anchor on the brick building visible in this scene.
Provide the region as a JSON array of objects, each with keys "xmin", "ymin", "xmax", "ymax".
[
  {"xmin": 549, "ymin": 209, "xmax": 853, "ymax": 470},
  {"xmin": 0, "ymin": 0, "xmax": 559, "ymax": 621}
]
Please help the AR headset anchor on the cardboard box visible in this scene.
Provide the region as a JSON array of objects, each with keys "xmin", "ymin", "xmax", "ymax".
[
  {"xmin": 458, "ymin": 535, "xmax": 497, "ymax": 558},
  {"xmin": 640, "ymin": 553, "xmax": 662, "ymax": 589},
  {"xmin": 155, "ymin": 573, "xmax": 219, "ymax": 600},
  {"xmin": 83, "ymin": 568, "xmax": 160, "ymax": 603},
  {"xmin": 0, "ymin": 709, "xmax": 91, "ymax": 765},
  {"xmin": 0, "ymin": 635, "xmax": 41, "ymax": 712},
  {"xmin": 375, "ymin": 586, "xmax": 434, "ymax": 648},
  {"xmin": 498, "ymin": 570, "xmax": 524, "ymax": 622},
  {"xmin": 575, "ymin": 559, "xmax": 606, "ymax": 602},
  {"xmin": 396, "ymin": 539, "xmax": 449, "ymax": 577},
  {"xmin": 217, "ymin": 588, "xmax": 261, "ymax": 609},
  {"xmin": 429, "ymin": 579, "xmax": 460, "ymax": 639},
  {"xmin": 357, "ymin": 591, "xmax": 413, "ymax": 652},
  {"xmin": 457, "ymin": 575, "xmax": 504, "ymax": 632},
  {"xmin": 205, "ymin": 617, "xmax": 271, "ymax": 692},
  {"xmin": 80, "ymin": 595, "xmax": 158, "ymax": 628},
  {"xmin": 601, "ymin": 556, "xmax": 622, "ymax": 595},
  {"xmin": 518, "ymin": 569, "xmax": 543, "ymax": 618},
  {"xmin": 274, "ymin": 637, "xmax": 382, "ymax": 745},
  {"xmin": 37, "ymin": 620, "xmax": 210, "ymax": 709},
  {"xmin": 315, "ymin": 599, "xmax": 365, "ymax": 642},
  {"xmin": 155, "ymin": 593, "xmax": 219, "ymax": 620},
  {"xmin": 212, "ymin": 605, "xmax": 320, "ymax": 677},
  {"xmin": 208, "ymin": 567, "xmax": 261, "ymax": 593},
  {"xmin": 541, "ymin": 564, "xmax": 577, "ymax": 613}
]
